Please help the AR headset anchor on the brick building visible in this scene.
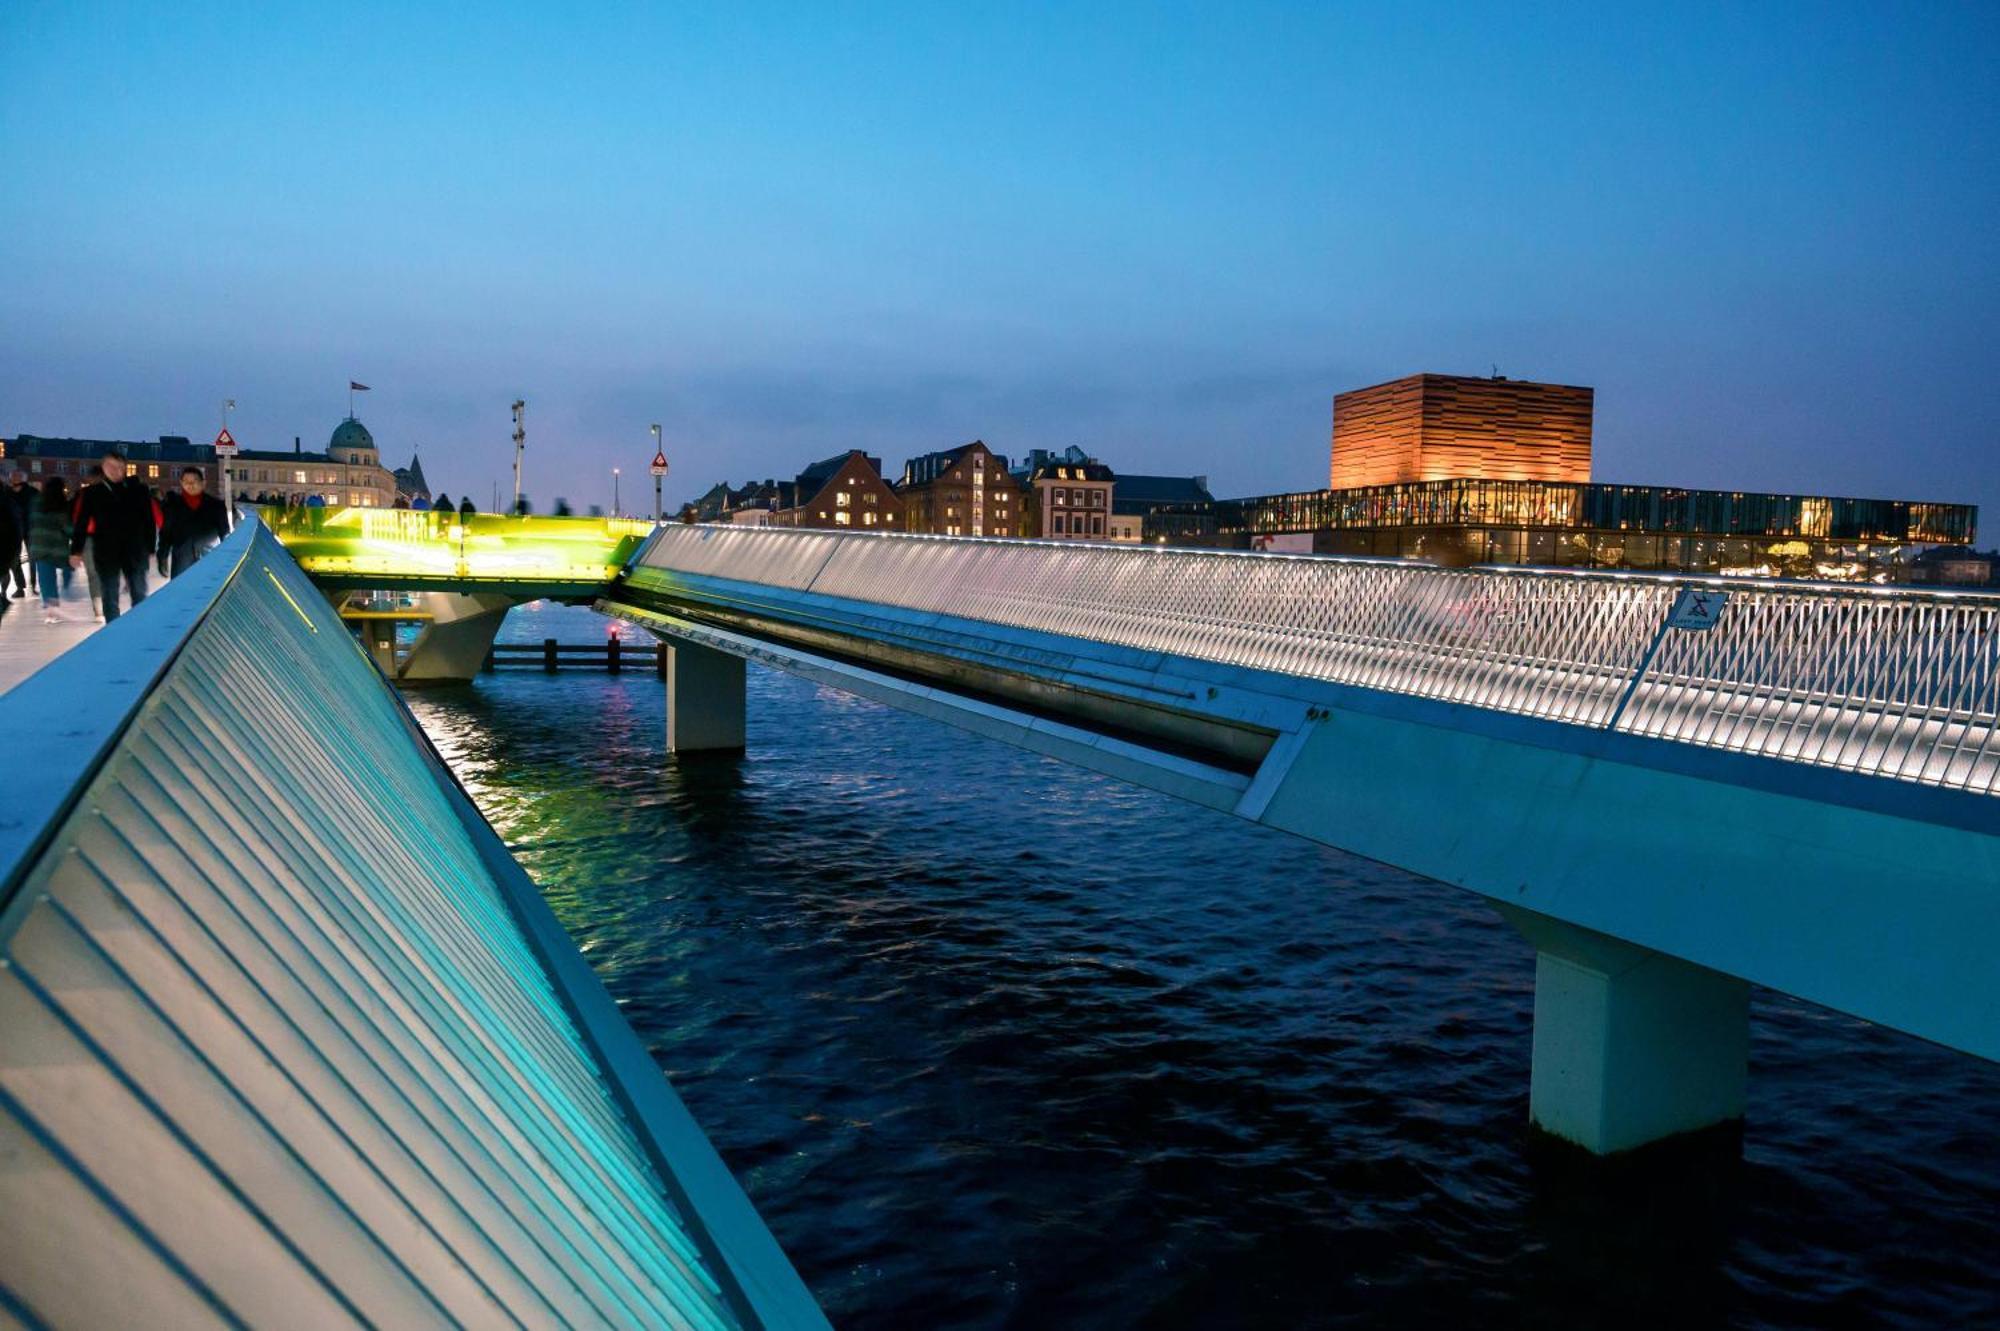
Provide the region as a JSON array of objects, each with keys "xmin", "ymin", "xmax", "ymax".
[
  {"xmin": 1330, "ymin": 373, "xmax": 1593, "ymax": 489},
  {"xmin": 897, "ymin": 441, "xmax": 1022, "ymax": 536},
  {"xmin": 771, "ymin": 450, "xmax": 902, "ymax": 530}
]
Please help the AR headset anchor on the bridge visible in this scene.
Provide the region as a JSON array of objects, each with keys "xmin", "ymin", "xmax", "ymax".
[
  {"xmin": 259, "ymin": 510, "xmax": 2000, "ymax": 1153},
  {"xmin": 0, "ymin": 519, "xmax": 827, "ymax": 1330},
  {"xmin": 7, "ymin": 512, "xmax": 1994, "ymax": 1319}
]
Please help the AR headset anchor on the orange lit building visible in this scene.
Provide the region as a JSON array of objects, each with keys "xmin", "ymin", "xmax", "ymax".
[{"xmin": 1330, "ymin": 373, "xmax": 1593, "ymax": 489}]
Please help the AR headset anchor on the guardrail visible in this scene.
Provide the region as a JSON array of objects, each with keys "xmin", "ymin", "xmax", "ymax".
[
  {"xmin": 265, "ymin": 505, "xmax": 653, "ymax": 587},
  {"xmin": 632, "ymin": 525, "xmax": 2000, "ymax": 796},
  {"xmin": 0, "ymin": 519, "xmax": 825, "ymax": 1329}
]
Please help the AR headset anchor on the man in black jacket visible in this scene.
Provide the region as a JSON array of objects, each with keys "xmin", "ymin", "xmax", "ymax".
[
  {"xmin": 69, "ymin": 451, "xmax": 160, "ymax": 622},
  {"xmin": 158, "ymin": 466, "xmax": 231, "ymax": 577}
]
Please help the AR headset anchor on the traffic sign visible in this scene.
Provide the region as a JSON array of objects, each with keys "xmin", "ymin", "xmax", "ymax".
[
  {"xmin": 650, "ymin": 450, "xmax": 669, "ymax": 477},
  {"xmin": 1667, "ymin": 586, "xmax": 1728, "ymax": 632},
  {"xmin": 213, "ymin": 427, "xmax": 238, "ymax": 456}
]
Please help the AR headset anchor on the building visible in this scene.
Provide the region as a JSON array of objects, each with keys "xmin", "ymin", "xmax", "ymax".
[
  {"xmin": 0, "ymin": 434, "xmax": 221, "ymax": 493},
  {"xmin": 233, "ymin": 417, "xmax": 397, "ymax": 508},
  {"xmin": 1023, "ymin": 460, "xmax": 1115, "ymax": 540},
  {"xmin": 1903, "ymin": 546, "xmax": 1995, "ymax": 586},
  {"xmin": 1108, "ymin": 473, "xmax": 1213, "ymax": 542},
  {"xmin": 394, "ymin": 453, "xmax": 431, "ymax": 506},
  {"xmin": 770, "ymin": 451, "xmax": 902, "ymax": 530},
  {"xmin": 1330, "ymin": 373, "xmax": 1593, "ymax": 489},
  {"xmin": 897, "ymin": 441, "xmax": 1022, "ymax": 536}
]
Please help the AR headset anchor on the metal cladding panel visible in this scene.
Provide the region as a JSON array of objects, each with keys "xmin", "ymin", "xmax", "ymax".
[
  {"xmin": 0, "ymin": 529, "xmax": 767, "ymax": 1330},
  {"xmin": 633, "ymin": 525, "xmax": 2000, "ymax": 796}
]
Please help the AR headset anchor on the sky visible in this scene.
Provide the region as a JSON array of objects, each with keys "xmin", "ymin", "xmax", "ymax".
[{"xmin": 2, "ymin": 2, "xmax": 1995, "ymax": 525}]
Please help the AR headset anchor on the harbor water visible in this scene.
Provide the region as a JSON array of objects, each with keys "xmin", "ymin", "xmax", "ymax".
[{"xmin": 402, "ymin": 605, "xmax": 2000, "ymax": 1329}]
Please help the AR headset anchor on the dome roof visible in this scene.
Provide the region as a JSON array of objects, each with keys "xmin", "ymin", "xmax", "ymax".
[{"xmin": 329, "ymin": 417, "xmax": 376, "ymax": 453}]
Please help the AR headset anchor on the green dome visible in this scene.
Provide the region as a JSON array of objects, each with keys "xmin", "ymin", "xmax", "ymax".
[{"xmin": 329, "ymin": 417, "xmax": 376, "ymax": 454}]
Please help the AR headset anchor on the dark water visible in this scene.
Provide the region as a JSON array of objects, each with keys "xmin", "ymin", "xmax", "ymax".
[{"xmin": 408, "ymin": 621, "xmax": 2000, "ymax": 1329}]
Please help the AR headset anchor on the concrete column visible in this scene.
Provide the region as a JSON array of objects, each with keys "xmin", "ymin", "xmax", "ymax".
[
  {"xmin": 400, "ymin": 593, "xmax": 515, "ymax": 684},
  {"xmin": 363, "ymin": 621, "xmax": 399, "ymax": 677},
  {"xmin": 666, "ymin": 640, "xmax": 746, "ymax": 754},
  {"xmin": 1497, "ymin": 905, "xmax": 1748, "ymax": 1156}
]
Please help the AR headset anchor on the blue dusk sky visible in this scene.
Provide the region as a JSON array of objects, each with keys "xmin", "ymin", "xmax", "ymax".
[{"xmin": 2, "ymin": 2, "xmax": 1995, "ymax": 523}]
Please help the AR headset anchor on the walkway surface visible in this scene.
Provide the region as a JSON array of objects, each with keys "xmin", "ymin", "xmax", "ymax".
[{"xmin": 0, "ymin": 575, "xmax": 101, "ymax": 695}]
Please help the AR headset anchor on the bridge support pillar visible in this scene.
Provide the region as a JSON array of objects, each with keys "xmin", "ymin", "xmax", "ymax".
[
  {"xmin": 401, "ymin": 593, "xmax": 515, "ymax": 684},
  {"xmin": 666, "ymin": 640, "xmax": 746, "ymax": 753},
  {"xmin": 1497, "ymin": 906, "xmax": 1748, "ymax": 1156}
]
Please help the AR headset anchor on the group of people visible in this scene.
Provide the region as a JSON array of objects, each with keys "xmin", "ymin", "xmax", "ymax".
[{"xmin": 0, "ymin": 453, "xmax": 232, "ymax": 625}]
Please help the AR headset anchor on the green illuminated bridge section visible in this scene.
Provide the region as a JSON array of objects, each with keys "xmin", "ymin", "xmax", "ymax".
[{"xmin": 265, "ymin": 506, "xmax": 653, "ymax": 599}]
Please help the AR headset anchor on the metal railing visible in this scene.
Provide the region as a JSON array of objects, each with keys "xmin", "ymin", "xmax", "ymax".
[
  {"xmin": 266, "ymin": 505, "xmax": 654, "ymax": 586},
  {"xmin": 633, "ymin": 525, "xmax": 2000, "ymax": 796}
]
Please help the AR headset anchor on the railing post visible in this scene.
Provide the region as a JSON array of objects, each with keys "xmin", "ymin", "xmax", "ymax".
[
  {"xmin": 544, "ymin": 637, "xmax": 558, "ymax": 673},
  {"xmin": 607, "ymin": 636, "xmax": 622, "ymax": 674}
]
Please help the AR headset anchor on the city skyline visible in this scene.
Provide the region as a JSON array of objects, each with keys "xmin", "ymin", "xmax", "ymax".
[{"xmin": 2, "ymin": 4, "xmax": 1994, "ymax": 522}]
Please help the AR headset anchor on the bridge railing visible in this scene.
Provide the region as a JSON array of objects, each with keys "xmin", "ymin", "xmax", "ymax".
[
  {"xmin": 633, "ymin": 525, "xmax": 2000, "ymax": 795},
  {"xmin": 265, "ymin": 504, "xmax": 653, "ymax": 585}
]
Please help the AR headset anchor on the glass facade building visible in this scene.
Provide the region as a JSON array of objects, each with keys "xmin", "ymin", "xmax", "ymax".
[{"xmin": 1144, "ymin": 477, "xmax": 1978, "ymax": 580}]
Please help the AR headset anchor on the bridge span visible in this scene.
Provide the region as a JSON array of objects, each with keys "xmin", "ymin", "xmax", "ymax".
[{"xmin": 602, "ymin": 523, "xmax": 2000, "ymax": 1156}]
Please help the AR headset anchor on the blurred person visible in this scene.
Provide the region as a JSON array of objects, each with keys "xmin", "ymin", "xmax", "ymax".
[
  {"xmin": 71, "ymin": 465, "xmax": 107, "ymax": 618},
  {"xmin": 4, "ymin": 468, "xmax": 30, "ymax": 598},
  {"xmin": 28, "ymin": 477, "xmax": 73, "ymax": 622}
]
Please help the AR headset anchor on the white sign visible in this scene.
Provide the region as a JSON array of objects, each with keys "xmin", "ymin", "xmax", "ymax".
[{"xmin": 1667, "ymin": 586, "xmax": 1728, "ymax": 631}]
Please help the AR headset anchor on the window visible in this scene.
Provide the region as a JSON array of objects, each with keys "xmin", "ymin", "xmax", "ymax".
[
  {"xmin": 1092, "ymin": 515, "xmax": 1104, "ymax": 534},
  {"xmin": 294, "ymin": 470, "xmax": 307, "ymax": 484},
  {"xmin": 1052, "ymin": 488, "xmax": 1066, "ymax": 505},
  {"xmin": 946, "ymin": 525, "xmax": 962, "ymax": 536},
  {"xmin": 865, "ymin": 492, "xmax": 878, "ymax": 505},
  {"xmin": 1053, "ymin": 514, "xmax": 1067, "ymax": 534},
  {"xmin": 863, "ymin": 511, "xmax": 877, "ymax": 526},
  {"xmin": 1092, "ymin": 490, "xmax": 1105, "ymax": 506},
  {"xmin": 834, "ymin": 511, "xmax": 851, "ymax": 525},
  {"xmin": 146, "ymin": 464, "xmax": 160, "ymax": 478},
  {"xmin": 973, "ymin": 453, "xmax": 984, "ymax": 470},
  {"xmin": 836, "ymin": 491, "xmax": 851, "ymax": 507}
]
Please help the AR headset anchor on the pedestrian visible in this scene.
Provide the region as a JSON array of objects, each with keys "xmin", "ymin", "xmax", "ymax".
[
  {"xmin": 158, "ymin": 466, "xmax": 231, "ymax": 577},
  {"xmin": 28, "ymin": 477, "xmax": 74, "ymax": 623},
  {"xmin": 4, "ymin": 468, "xmax": 31, "ymax": 599},
  {"xmin": 0, "ymin": 482, "xmax": 19, "ymax": 607},
  {"xmin": 69, "ymin": 451, "xmax": 161, "ymax": 622},
  {"xmin": 71, "ymin": 465, "xmax": 107, "ymax": 618}
]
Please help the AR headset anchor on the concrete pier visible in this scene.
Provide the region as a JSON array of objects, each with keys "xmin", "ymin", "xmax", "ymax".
[
  {"xmin": 666, "ymin": 639, "xmax": 747, "ymax": 753},
  {"xmin": 401, "ymin": 591, "xmax": 515, "ymax": 683},
  {"xmin": 1500, "ymin": 906, "xmax": 1749, "ymax": 1155}
]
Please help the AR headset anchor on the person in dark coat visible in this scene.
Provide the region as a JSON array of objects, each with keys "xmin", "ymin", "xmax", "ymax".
[
  {"xmin": 158, "ymin": 466, "xmax": 231, "ymax": 577},
  {"xmin": 0, "ymin": 483, "xmax": 19, "ymax": 604},
  {"xmin": 28, "ymin": 478, "xmax": 74, "ymax": 621},
  {"xmin": 4, "ymin": 468, "xmax": 31, "ymax": 598},
  {"xmin": 69, "ymin": 451, "xmax": 161, "ymax": 622}
]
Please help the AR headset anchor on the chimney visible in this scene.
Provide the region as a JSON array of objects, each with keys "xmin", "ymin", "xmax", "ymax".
[{"xmin": 294, "ymin": 436, "xmax": 301, "ymax": 455}]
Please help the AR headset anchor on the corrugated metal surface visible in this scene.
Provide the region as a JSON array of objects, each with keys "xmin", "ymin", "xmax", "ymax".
[{"xmin": 0, "ymin": 526, "xmax": 822, "ymax": 1330}]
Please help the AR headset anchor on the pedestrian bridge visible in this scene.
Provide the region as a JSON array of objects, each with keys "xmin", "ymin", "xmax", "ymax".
[
  {"xmin": 605, "ymin": 524, "xmax": 2000, "ymax": 1155},
  {"xmin": 0, "ymin": 520, "xmax": 827, "ymax": 1329}
]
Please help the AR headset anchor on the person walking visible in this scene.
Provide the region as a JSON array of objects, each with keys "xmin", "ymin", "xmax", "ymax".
[
  {"xmin": 0, "ymin": 482, "xmax": 19, "ymax": 606},
  {"xmin": 158, "ymin": 466, "xmax": 231, "ymax": 577},
  {"xmin": 28, "ymin": 477, "xmax": 73, "ymax": 623},
  {"xmin": 71, "ymin": 465, "xmax": 107, "ymax": 618},
  {"xmin": 69, "ymin": 451, "xmax": 160, "ymax": 622},
  {"xmin": 4, "ymin": 468, "xmax": 31, "ymax": 599}
]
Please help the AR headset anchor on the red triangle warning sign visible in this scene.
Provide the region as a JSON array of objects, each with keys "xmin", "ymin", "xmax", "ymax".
[{"xmin": 214, "ymin": 427, "xmax": 236, "ymax": 448}]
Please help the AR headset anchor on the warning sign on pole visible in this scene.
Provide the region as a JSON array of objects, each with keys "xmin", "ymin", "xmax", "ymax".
[{"xmin": 213, "ymin": 427, "xmax": 238, "ymax": 457}]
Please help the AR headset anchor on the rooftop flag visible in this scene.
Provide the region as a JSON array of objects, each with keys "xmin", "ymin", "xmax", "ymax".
[{"xmin": 350, "ymin": 381, "xmax": 371, "ymax": 391}]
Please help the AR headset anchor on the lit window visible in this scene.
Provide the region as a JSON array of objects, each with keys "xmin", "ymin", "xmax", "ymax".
[
  {"xmin": 834, "ymin": 511, "xmax": 851, "ymax": 525},
  {"xmin": 863, "ymin": 511, "xmax": 877, "ymax": 526},
  {"xmin": 294, "ymin": 470, "xmax": 307, "ymax": 483},
  {"xmin": 146, "ymin": 464, "xmax": 160, "ymax": 478},
  {"xmin": 837, "ymin": 491, "xmax": 851, "ymax": 506}
]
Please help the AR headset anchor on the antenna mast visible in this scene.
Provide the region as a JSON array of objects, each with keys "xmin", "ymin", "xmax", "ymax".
[{"xmin": 510, "ymin": 399, "xmax": 526, "ymax": 514}]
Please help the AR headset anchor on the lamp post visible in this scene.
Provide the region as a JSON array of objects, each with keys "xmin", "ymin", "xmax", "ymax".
[
  {"xmin": 612, "ymin": 467, "xmax": 621, "ymax": 518},
  {"xmin": 217, "ymin": 398, "xmax": 237, "ymax": 517},
  {"xmin": 649, "ymin": 424, "xmax": 668, "ymax": 523}
]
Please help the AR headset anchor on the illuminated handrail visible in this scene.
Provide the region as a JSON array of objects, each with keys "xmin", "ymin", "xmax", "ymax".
[
  {"xmin": 264, "ymin": 505, "xmax": 653, "ymax": 586},
  {"xmin": 632, "ymin": 525, "xmax": 2000, "ymax": 796}
]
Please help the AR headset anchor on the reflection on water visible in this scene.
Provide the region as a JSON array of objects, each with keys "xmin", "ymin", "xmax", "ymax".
[{"xmin": 407, "ymin": 625, "xmax": 2000, "ymax": 1329}]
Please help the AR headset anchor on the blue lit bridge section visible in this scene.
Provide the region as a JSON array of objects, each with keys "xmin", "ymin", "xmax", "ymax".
[
  {"xmin": 611, "ymin": 525, "xmax": 2000, "ymax": 1155},
  {"xmin": 0, "ymin": 521, "xmax": 827, "ymax": 1329}
]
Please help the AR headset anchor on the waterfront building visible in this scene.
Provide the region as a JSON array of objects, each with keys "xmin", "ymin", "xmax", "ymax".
[
  {"xmin": 770, "ymin": 450, "xmax": 901, "ymax": 530},
  {"xmin": 1330, "ymin": 372, "xmax": 1593, "ymax": 489},
  {"xmin": 1023, "ymin": 460, "xmax": 1115, "ymax": 540},
  {"xmin": 897, "ymin": 440, "xmax": 1022, "ymax": 537},
  {"xmin": 1108, "ymin": 473, "xmax": 1214, "ymax": 542},
  {"xmin": 233, "ymin": 417, "xmax": 397, "ymax": 507},
  {"xmin": 0, "ymin": 433, "xmax": 221, "ymax": 492}
]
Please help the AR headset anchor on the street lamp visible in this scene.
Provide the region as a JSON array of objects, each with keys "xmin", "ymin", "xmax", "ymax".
[
  {"xmin": 612, "ymin": 467, "xmax": 621, "ymax": 518},
  {"xmin": 649, "ymin": 424, "xmax": 668, "ymax": 523},
  {"xmin": 217, "ymin": 398, "xmax": 237, "ymax": 515}
]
